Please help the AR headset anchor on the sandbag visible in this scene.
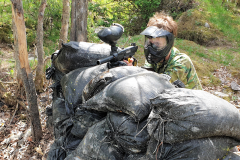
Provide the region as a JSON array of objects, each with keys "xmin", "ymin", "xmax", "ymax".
[
  {"xmin": 54, "ymin": 106, "xmax": 106, "ymax": 141},
  {"xmin": 65, "ymin": 119, "xmax": 124, "ymax": 160},
  {"xmin": 50, "ymin": 81, "xmax": 63, "ymax": 102},
  {"xmin": 82, "ymin": 72, "xmax": 174, "ymax": 121},
  {"xmin": 70, "ymin": 107, "xmax": 106, "ymax": 138},
  {"xmin": 124, "ymin": 154, "xmax": 145, "ymax": 160},
  {"xmin": 140, "ymin": 137, "xmax": 239, "ymax": 160},
  {"xmin": 82, "ymin": 66, "xmax": 148, "ymax": 102},
  {"xmin": 61, "ymin": 63, "xmax": 108, "ymax": 115},
  {"xmin": 47, "ymin": 131, "xmax": 82, "ymax": 160},
  {"xmin": 106, "ymin": 112, "xmax": 150, "ymax": 154},
  {"xmin": 51, "ymin": 97, "xmax": 70, "ymax": 139},
  {"xmin": 53, "ymin": 41, "xmax": 118, "ymax": 74},
  {"xmin": 148, "ymin": 88, "xmax": 240, "ymax": 143}
]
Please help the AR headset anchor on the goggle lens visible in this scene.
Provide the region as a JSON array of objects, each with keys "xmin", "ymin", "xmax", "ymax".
[{"xmin": 145, "ymin": 37, "xmax": 167, "ymax": 51}]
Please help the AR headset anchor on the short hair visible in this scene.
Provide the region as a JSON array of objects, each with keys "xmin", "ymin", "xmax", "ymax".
[{"xmin": 147, "ymin": 12, "xmax": 177, "ymax": 37}]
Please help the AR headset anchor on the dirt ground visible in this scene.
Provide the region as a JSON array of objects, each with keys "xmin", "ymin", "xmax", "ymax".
[
  {"xmin": 0, "ymin": 45, "xmax": 54, "ymax": 159},
  {"xmin": 0, "ymin": 44, "xmax": 239, "ymax": 159}
]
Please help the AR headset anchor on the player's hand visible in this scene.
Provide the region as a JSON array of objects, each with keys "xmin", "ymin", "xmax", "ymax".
[{"xmin": 123, "ymin": 58, "xmax": 133, "ymax": 66}]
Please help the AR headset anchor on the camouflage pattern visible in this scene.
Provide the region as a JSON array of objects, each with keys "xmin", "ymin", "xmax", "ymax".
[{"xmin": 143, "ymin": 47, "xmax": 202, "ymax": 90}]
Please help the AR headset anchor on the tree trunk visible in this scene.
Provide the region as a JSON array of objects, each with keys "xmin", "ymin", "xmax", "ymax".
[
  {"xmin": 70, "ymin": 0, "xmax": 76, "ymax": 41},
  {"xmin": 58, "ymin": 0, "xmax": 70, "ymax": 49},
  {"xmin": 11, "ymin": 0, "xmax": 43, "ymax": 142},
  {"xmin": 70, "ymin": 0, "xmax": 88, "ymax": 42},
  {"xmin": 35, "ymin": 0, "xmax": 47, "ymax": 93},
  {"xmin": 12, "ymin": 13, "xmax": 23, "ymax": 90}
]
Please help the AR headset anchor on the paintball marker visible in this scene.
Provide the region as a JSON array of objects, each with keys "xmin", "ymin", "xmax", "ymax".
[{"xmin": 97, "ymin": 23, "xmax": 138, "ymax": 66}]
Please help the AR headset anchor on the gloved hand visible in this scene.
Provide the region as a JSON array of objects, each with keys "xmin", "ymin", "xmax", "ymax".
[
  {"xmin": 172, "ymin": 79, "xmax": 185, "ymax": 88},
  {"xmin": 107, "ymin": 61, "xmax": 127, "ymax": 69}
]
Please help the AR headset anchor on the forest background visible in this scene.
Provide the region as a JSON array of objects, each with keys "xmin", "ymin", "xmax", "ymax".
[{"xmin": 0, "ymin": 0, "xmax": 240, "ymax": 159}]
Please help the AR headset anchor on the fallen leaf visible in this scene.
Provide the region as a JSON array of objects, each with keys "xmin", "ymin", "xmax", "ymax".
[
  {"xmin": 35, "ymin": 146, "xmax": 44, "ymax": 155},
  {"xmin": 27, "ymin": 137, "xmax": 32, "ymax": 142}
]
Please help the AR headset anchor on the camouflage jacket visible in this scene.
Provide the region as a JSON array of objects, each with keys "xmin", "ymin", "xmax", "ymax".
[{"xmin": 143, "ymin": 47, "xmax": 202, "ymax": 90}]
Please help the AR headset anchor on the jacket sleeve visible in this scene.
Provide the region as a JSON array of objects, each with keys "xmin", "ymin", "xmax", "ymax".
[{"xmin": 163, "ymin": 54, "xmax": 202, "ymax": 90}]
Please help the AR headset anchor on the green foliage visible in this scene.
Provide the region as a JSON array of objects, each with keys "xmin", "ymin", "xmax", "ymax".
[
  {"xmin": 232, "ymin": 96, "xmax": 238, "ymax": 102},
  {"xmin": 29, "ymin": 59, "xmax": 38, "ymax": 70},
  {"xmin": 87, "ymin": 24, "xmax": 101, "ymax": 43},
  {"xmin": 186, "ymin": 9, "xmax": 193, "ymax": 17},
  {"xmin": 89, "ymin": 0, "xmax": 161, "ymax": 35},
  {"xmin": 174, "ymin": 38, "xmax": 207, "ymax": 58},
  {"xmin": 0, "ymin": 24, "xmax": 13, "ymax": 43},
  {"xmin": 44, "ymin": 41, "xmax": 58, "ymax": 56},
  {"xmin": 88, "ymin": 0, "xmax": 133, "ymax": 28},
  {"xmin": 133, "ymin": 0, "xmax": 161, "ymax": 19},
  {"xmin": 23, "ymin": 0, "xmax": 40, "ymax": 29},
  {"xmin": 201, "ymin": 0, "xmax": 240, "ymax": 42},
  {"xmin": 9, "ymin": 69, "xmax": 14, "ymax": 78},
  {"xmin": 22, "ymin": 0, "xmax": 62, "ymax": 46},
  {"xmin": 0, "ymin": 1, "xmax": 12, "ymax": 26},
  {"xmin": 26, "ymin": 29, "xmax": 36, "ymax": 46},
  {"xmin": 7, "ymin": 60, "xmax": 15, "ymax": 70},
  {"xmin": 175, "ymin": 38, "xmax": 240, "ymax": 69}
]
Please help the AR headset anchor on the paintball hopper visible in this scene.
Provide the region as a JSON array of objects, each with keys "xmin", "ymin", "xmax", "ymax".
[{"xmin": 97, "ymin": 23, "xmax": 124, "ymax": 45}]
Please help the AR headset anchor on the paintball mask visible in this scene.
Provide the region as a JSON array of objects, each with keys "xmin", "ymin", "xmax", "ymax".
[{"xmin": 140, "ymin": 26, "xmax": 174, "ymax": 64}]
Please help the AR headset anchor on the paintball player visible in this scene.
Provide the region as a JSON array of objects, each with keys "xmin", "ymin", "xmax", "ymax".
[{"xmin": 124, "ymin": 12, "xmax": 202, "ymax": 90}]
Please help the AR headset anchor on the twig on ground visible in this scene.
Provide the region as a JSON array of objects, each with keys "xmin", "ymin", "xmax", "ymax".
[
  {"xmin": 9, "ymin": 103, "xmax": 19, "ymax": 125},
  {"xmin": 17, "ymin": 100, "xmax": 29, "ymax": 111},
  {"xmin": 0, "ymin": 81, "xmax": 17, "ymax": 84}
]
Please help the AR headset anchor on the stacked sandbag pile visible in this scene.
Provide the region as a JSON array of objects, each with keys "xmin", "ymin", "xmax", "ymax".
[
  {"xmin": 45, "ymin": 41, "xmax": 113, "ymax": 159},
  {"xmin": 63, "ymin": 69, "xmax": 174, "ymax": 160},
  {"xmin": 46, "ymin": 42, "xmax": 240, "ymax": 160}
]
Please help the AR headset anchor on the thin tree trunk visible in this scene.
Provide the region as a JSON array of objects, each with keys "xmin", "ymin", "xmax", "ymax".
[
  {"xmin": 70, "ymin": 0, "xmax": 76, "ymax": 41},
  {"xmin": 11, "ymin": 0, "xmax": 42, "ymax": 142},
  {"xmin": 70, "ymin": 0, "xmax": 88, "ymax": 42},
  {"xmin": 58, "ymin": 0, "xmax": 70, "ymax": 49},
  {"xmin": 76, "ymin": 0, "xmax": 88, "ymax": 42},
  {"xmin": 35, "ymin": 0, "xmax": 47, "ymax": 93},
  {"xmin": 236, "ymin": 0, "xmax": 240, "ymax": 7},
  {"xmin": 12, "ymin": 13, "xmax": 23, "ymax": 90}
]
